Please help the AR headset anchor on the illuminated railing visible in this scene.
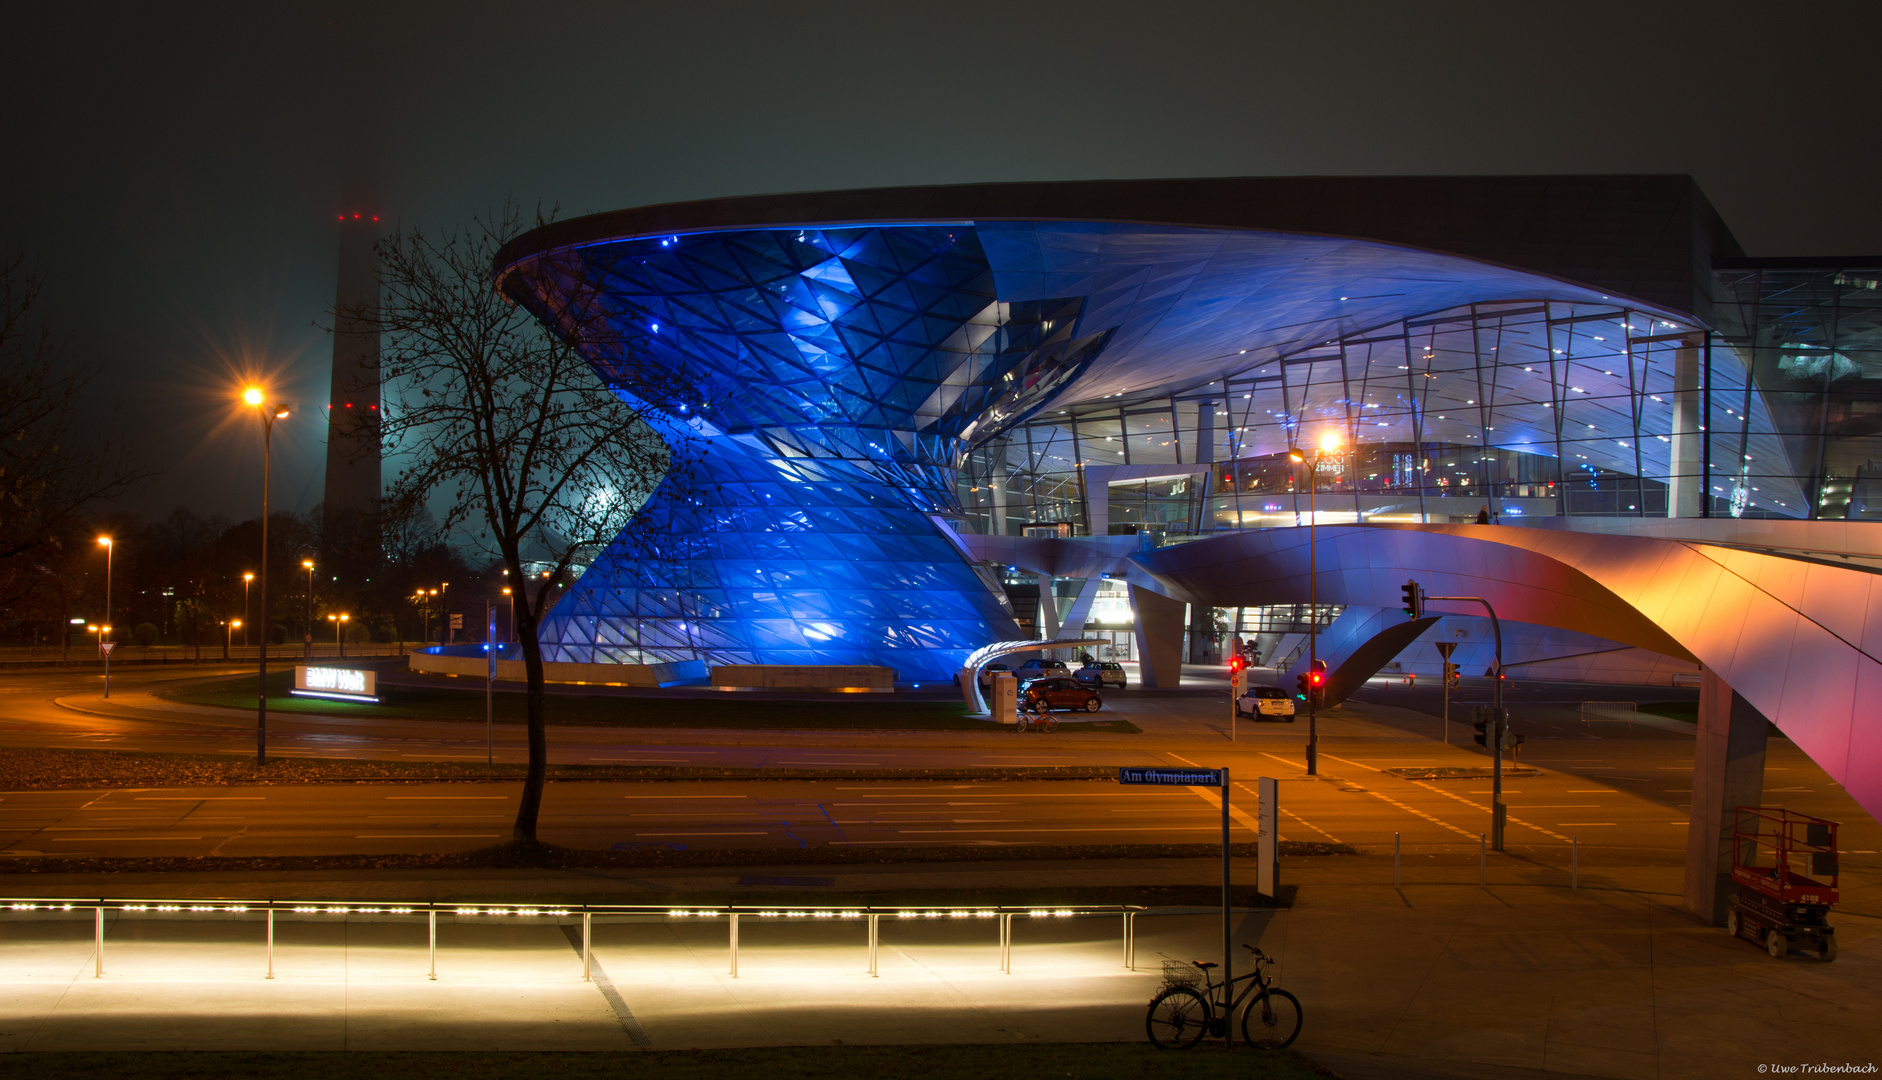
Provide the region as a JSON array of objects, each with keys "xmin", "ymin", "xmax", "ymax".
[{"xmin": 0, "ymin": 899, "xmax": 1143, "ymax": 981}]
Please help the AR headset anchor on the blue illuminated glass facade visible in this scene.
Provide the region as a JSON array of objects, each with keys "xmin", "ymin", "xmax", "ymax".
[{"xmin": 504, "ymin": 217, "xmax": 1699, "ymax": 681}]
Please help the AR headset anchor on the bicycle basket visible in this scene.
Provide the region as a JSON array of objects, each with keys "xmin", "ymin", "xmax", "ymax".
[{"xmin": 1160, "ymin": 960, "xmax": 1201, "ymax": 989}]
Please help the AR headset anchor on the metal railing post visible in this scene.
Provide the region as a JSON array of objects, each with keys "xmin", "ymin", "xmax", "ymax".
[
  {"xmin": 266, "ymin": 907, "xmax": 275, "ymax": 979},
  {"xmin": 94, "ymin": 906, "xmax": 104, "ymax": 978},
  {"xmin": 1127, "ymin": 910, "xmax": 1137, "ymax": 970},
  {"xmin": 729, "ymin": 912, "xmax": 739, "ymax": 977},
  {"xmin": 999, "ymin": 912, "xmax": 1012, "ymax": 974},
  {"xmin": 428, "ymin": 909, "xmax": 437, "ymax": 980},
  {"xmin": 1122, "ymin": 911, "xmax": 1129, "ymax": 969},
  {"xmin": 581, "ymin": 912, "xmax": 592, "ymax": 981},
  {"xmin": 867, "ymin": 913, "xmax": 878, "ymax": 977}
]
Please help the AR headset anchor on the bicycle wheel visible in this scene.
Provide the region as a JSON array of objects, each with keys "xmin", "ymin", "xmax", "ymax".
[
  {"xmin": 1241, "ymin": 988, "xmax": 1302, "ymax": 1049},
  {"xmin": 1038, "ymin": 714, "xmax": 1058, "ymax": 732},
  {"xmin": 1146, "ymin": 985, "xmax": 1211, "ymax": 1050}
]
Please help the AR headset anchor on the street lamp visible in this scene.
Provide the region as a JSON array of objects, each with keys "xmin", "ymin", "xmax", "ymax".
[
  {"xmin": 245, "ymin": 385, "xmax": 290, "ymax": 765},
  {"xmin": 501, "ymin": 585, "xmax": 513, "ymax": 643},
  {"xmin": 96, "ymin": 536, "xmax": 113, "ymax": 698},
  {"xmin": 328, "ymin": 613, "xmax": 350, "ymax": 658},
  {"xmin": 302, "ymin": 559, "xmax": 315, "ymax": 659},
  {"xmin": 226, "ymin": 619, "xmax": 242, "ymax": 660},
  {"xmin": 1289, "ymin": 431, "xmax": 1342, "ymax": 776},
  {"xmin": 242, "ymin": 572, "xmax": 254, "ymax": 649}
]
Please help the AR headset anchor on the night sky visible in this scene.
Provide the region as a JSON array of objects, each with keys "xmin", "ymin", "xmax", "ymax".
[{"xmin": 6, "ymin": 1, "xmax": 1879, "ymax": 523}]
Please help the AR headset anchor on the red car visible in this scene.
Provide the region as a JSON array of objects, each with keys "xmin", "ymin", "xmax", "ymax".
[{"xmin": 1021, "ymin": 676, "xmax": 1103, "ymax": 713}]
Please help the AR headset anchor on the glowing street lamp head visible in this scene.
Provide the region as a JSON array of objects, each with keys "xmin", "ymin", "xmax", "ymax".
[
  {"xmin": 1287, "ymin": 447, "xmax": 1305, "ymax": 463},
  {"xmin": 1319, "ymin": 432, "xmax": 1343, "ymax": 454},
  {"xmin": 274, "ymin": 404, "xmax": 291, "ymax": 419},
  {"xmin": 96, "ymin": 535, "xmax": 111, "ymax": 547},
  {"xmin": 243, "ymin": 386, "xmax": 264, "ymax": 407},
  {"xmin": 243, "ymin": 572, "xmax": 254, "ymax": 583},
  {"xmin": 302, "ymin": 560, "xmax": 314, "ymax": 570}
]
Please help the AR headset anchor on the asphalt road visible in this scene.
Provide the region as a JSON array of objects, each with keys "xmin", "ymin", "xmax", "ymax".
[{"xmin": 1, "ymin": 666, "xmax": 1876, "ymax": 864}]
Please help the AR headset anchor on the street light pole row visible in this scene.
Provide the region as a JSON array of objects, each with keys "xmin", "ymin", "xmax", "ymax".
[{"xmin": 244, "ymin": 386, "xmax": 291, "ymax": 767}]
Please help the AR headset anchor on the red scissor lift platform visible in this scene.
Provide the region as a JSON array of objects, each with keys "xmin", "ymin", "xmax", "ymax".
[{"xmin": 1727, "ymin": 806, "xmax": 1839, "ymax": 961}]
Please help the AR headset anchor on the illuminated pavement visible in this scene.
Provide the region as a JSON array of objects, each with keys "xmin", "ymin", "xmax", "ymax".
[{"xmin": 1, "ymin": 858, "xmax": 1878, "ymax": 1077}]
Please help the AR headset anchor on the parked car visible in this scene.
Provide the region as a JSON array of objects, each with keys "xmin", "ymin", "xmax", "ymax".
[
  {"xmin": 1074, "ymin": 661, "xmax": 1127, "ymax": 689},
  {"xmin": 1236, "ymin": 685, "xmax": 1296, "ymax": 721},
  {"xmin": 1020, "ymin": 676, "xmax": 1104, "ymax": 713},
  {"xmin": 1012, "ymin": 658, "xmax": 1070, "ymax": 679},
  {"xmin": 976, "ymin": 662, "xmax": 1012, "ymax": 691}
]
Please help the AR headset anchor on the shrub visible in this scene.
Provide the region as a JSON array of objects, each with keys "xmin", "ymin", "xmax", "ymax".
[{"xmin": 132, "ymin": 623, "xmax": 160, "ymax": 647}]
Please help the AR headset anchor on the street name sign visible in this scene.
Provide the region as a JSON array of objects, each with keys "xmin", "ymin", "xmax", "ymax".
[{"xmin": 1118, "ymin": 767, "xmax": 1223, "ymax": 787}]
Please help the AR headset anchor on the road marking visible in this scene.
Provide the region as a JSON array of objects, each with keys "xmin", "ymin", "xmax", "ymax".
[
  {"xmin": 777, "ymin": 761, "xmax": 883, "ymax": 766},
  {"xmin": 385, "ymin": 796, "xmax": 509, "ymax": 800},
  {"xmin": 900, "ymin": 826, "xmax": 1220, "ymax": 834},
  {"xmin": 635, "ymin": 831, "xmax": 767, "ymax": 837},
  {"xmin": 1407, "ymin": 780, "xmax": 1570, "ymax": 842},
  {"xmin": 133, "ymin": 797, "xmax": 265, "ymax": 801},
  {"xmin": 1259, "ymin": 752, "xmax": 1305, "ymax": 771},
  {"xmin": 1559, "ymin": 823, "xmax": 1616, "ymax": 826},
  {"xmin": 50, "ymin": 836, "xmax": 201, "ymax": 841},
  {"xmin": 357, "ymin": 834, "xmax": 501, "ymax": 839},
  {"xmin": 622, "ymin": 795, "xmax": 746, "ymax": 799}
]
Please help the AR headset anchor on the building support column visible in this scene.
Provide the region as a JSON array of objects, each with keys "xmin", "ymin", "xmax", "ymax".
[
  {"xmin": 1057, "ymin": 577, "xmax": 1104, "ymax": 640},
  {"xmin": 1684, "ymin": 666, "xmax": 1769, "ymax": 924},
  {"xmin": 1033, "ymin": 572, "xmax": 1059, "ymax": 640},
  {"xmin": 1669, "ymin": 343, "xmax": 1704, "ymax": 517},
  {"xmin": 1130, "ymin": 585, "xmax": 1186, "ymax": 689}
]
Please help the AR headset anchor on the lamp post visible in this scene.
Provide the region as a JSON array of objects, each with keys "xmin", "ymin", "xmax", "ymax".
[
  {"xmin": 227, "ymin": 619, "xmax": 241, "ymax": 660},
  {"xmin": 96, "ymin": 536, "xmax": 113, "ymax": 699},
  {"xmin": 301, "ymin": 560, "xmax": 315, "ymax": 659},
  {"xmin": 502, "ymin": 585, "xmax": 513, "ymax": 643},
  {"xmin": 244, "ymin": 386, "xmax": 290, "ymax": 766},
  {"xmin": 242, "ymin": 572, "xmax": 254, "ymax": 651},
  {"xmin": 329, "ymin": 613, "xmax": 350, "ymax": 658},
  {"xmin": 440, "ymin": 581, "xmax": 451, "ymax": 644},
  {"xmin": 1289, "ymin": 432, "xmax": 1342, "ymax": 777}
]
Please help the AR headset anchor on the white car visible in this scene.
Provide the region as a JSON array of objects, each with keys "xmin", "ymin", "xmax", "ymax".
[
  {"xmin": 1237, "ymin": 685, "xmax": 1297, "ymax": 721},
  {"xmin": 1073, "ymin": 661, "xmax": 1127, "ymax": 689}
]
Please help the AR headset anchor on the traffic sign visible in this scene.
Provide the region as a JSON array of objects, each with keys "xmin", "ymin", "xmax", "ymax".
[
  {"xmin": 1229, "ymin": 672, "xmax": 1242, "ymax": 692},
  {"xmin": 100, "ymin": 642, "xmax": 115, "ymax": 655},
  {"xmin": 1434, "ymin": 641, "xmax": 1457, "ymax": 660},
  {"xmin": 1119, "ymin": 767, "xmax": 1223, "ymax": 787}
]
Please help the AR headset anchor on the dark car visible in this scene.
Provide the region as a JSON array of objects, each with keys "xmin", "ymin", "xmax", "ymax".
[
  {"xmin": 1021, "ymin": 676, "xmax": 1103, "ymax": 713},
  {"xmin": 1074, "ymin": 661, "xmax": 1127, "ymax": 689}
]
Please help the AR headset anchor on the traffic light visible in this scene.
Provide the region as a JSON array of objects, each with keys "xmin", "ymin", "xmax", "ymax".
[
  {"xmin": 1228, "ymin": 654, "xmax": 1245, "ymax": 675},
  {"xmin": 1295, "ymin": 672, "xmax": 1311, "ymax": 701},
  {"xmin": 1307, "ymin": 659, "xmax": 1328, "ymax": 705},
  {"xmin": 1400, "ymin": 579, "xmax": 1424, "ymax": 619},
  {"xmin": 1473, "ymin": 705, "xmax": 1491, "ymax": 747},
  {"xmin": 1443, "ymin": 662, "xmax": 1459, "ymax": 686}
]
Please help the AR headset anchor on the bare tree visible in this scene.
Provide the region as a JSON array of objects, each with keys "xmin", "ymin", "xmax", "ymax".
[
  {"xmin": 0, "ymin": 255, "xmax": 153, "ymax": 584},
  {"xmin": 369, "ymin": 203, "xmax": 693, "ymax": 844}
]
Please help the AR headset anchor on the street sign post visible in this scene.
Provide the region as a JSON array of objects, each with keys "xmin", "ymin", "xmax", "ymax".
[
  {"xmin": 1122, "ymin": 765, "xmax": 1233, "ymax": 1049},
  {"xmin": 486, "ymin": 602, "xmax": 497, "ymax": 765},
  {"xmin": 1434, "ymin": 640, "xmax": 1457, "ymax": 745}
]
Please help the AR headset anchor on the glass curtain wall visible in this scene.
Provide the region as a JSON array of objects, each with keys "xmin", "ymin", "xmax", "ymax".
[{"xmin": 959, "ymin": 294, "xmax": 1829, "ymax": 535}]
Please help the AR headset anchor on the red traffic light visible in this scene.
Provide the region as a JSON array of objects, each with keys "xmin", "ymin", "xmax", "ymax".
[{"xmin": 1228, "ymin": 655, "xmax": 1245, "ymax": 673}]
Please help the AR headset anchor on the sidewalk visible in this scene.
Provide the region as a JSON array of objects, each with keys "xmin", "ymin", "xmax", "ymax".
[{"xmin": 2, "ymin": 856, "xmax": 1875, "ymax": 1078}]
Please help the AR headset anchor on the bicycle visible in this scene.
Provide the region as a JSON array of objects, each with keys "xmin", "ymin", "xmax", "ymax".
[
  {"xmin": 1014, "ymin": 697, "xmax": 1057, "ymax": 732},
  {"xmin": 1145, "ymin": 944, "xmax": 1301, "ymax": 1050}
]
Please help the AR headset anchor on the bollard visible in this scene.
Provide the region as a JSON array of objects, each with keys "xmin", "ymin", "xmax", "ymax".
[
  {"xmin": 94, "ymin": 906, "xmax": 104, "ymax": 978},
  {"xmin": 1479, "ymin": 834, "xmax": 1486, "ymax": 886},
  {"xmin": 428, "ymin": 909, "xmax": 437, "ymax": 981},
  {"xmin": 266, "ymin": 908, "xmax": 275, "ymax": 980},
  {"xmin": 999, "ymin": 912, "xmax": 1012, "ymax": 974},
  {"xmin": 1572, "ymin": 836, "xmax": 1579, "ymax": 890},
  {"xmin": 729, "ymin": 913, "xmax": 739, "ymax": 977},
  {"xmin": 581, "ymin": 912, "xmax": 592, "ymax": 981},
  {"xmin": 1394, "ymin": 832, "xmax": 1401, "ymax": 887},
  {"xmin": 867, "ymin": 913, "xmax": 879, "ymax": 977}
]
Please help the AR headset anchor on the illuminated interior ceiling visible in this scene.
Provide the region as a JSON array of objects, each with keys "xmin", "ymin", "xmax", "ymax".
[{"xmin": 494, "ymin": 198, "xmax": 1779, "ymax": 674}]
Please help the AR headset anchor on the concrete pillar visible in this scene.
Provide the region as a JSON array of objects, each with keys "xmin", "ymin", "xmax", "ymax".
[
  {"xmin": 1668, "ymin": 343, "xmax": 1703, "ymax": 518},
  {"xmin": 1192, "ymin": 402, "xmax": 1215, "ymax": 535},
  {"xmin": 1033, "ymin": 572, "xmax": 1059, "ymax": 640},
  {"xmin": 989, "ymin": 472, "xmax": 1008, "ymax": 535},
  {"xmin": 1129, "ymin": 584, "xmax": 1186, "ymax": 688},
  {"xmin": 1058, "ymin": 577, "xmax": 1104, "ymax": 640},
  {"xmin": 1684, "ymin": 667, "xmax": 1769, "ymax": 924}
]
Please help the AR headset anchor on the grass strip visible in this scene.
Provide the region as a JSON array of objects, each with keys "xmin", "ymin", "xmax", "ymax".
[
  {"xmin": 0, "ymin": 747, "xmax": 1123, "ymax": 789},
  {"xmin": 157, "ymin": 671, "xmax": 1140, "ymax": 733},
  {"xmin": 0, "ymin": 1045, "xmax": 1333, "ymax": 1080},
  {"xmin": 0, "ymin": 838, "xmax": 1355, "ymax": 876}
]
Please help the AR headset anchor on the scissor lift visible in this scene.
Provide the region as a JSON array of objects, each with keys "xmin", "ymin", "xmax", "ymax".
[{"xmin": 1726, "ymin": 806, "xmax": 1839, "ymax": 961}]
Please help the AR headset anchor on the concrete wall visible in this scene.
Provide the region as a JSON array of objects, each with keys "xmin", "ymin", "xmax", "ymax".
[
  {"xmin": 710, "ymin": 665, "xmax": 897, "ymax": 691},
  {"xmin": 409, "ymin": 652, "xmax": 706, "ymax": 687}
]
